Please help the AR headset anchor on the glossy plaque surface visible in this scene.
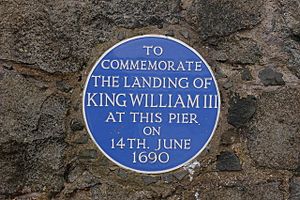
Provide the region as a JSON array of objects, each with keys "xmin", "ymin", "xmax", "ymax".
[{"xmin": 83, "ymin": 35, "xmax": 220, "ymax": 173}]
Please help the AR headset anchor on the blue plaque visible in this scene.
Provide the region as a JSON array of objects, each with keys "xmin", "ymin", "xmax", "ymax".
[{"xmin": 83, "ymin": 35, "xmax": 220, "ymax": 174}]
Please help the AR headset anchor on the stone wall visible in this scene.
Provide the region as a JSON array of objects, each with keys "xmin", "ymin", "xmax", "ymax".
[{"xmin": 0, "ymin": 0, "xmax": 299, "ymax": 199}]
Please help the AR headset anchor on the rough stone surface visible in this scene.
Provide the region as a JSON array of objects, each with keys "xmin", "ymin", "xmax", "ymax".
[
  {"xmin": 187, "ymin": 0, "xmax": 263, "ymax": 40},
  {"xmin": 258, "ymin": 67, "xmax": 285, "ymax": 86},
  {"xmin": 215, "ymin": 38, "xmax": 262, "ymax": 64},
  {"xmin": 56, "ymin": 80, "xmax": 72, "ymax": 93},
  {"xmin": 289, "ymin": 177, "xmax": 300, "ymax": 200},
  {"xmin": 281, "ymin": 0, "xmax": 300, "ymax": 38},
  {"xmin": 0, "ymin": 0, "xmax": 180, "ymax": 73},
  {"xmin": 199, "ymin": 183, "xmax": 283, "ymax": 200},
  {"xmin": 0, "ymin": 69, "xmax": 47, "ymax": 143},
  {"xmin": 62, "ymin": 170, "xmax": 101, "ymax": 196},
  {"xmin": 287, "ymin": 47, "xmax": 300, "ymax": 79},
  {"xmin": 248, "ymin": 87, "xmax": 300, "ymax": 170},
  {"xmin": 220, "ymin": 128, "xmax": 238, "ymax": 146},
  {"xmin": 196, "ymin": 180, "xmax": 284, "ymax": 200},
  {"xmin": 241, "ymin": 67, "xmax": 253, "ymax": 81},
  {"xmin": 1, "ymin": 0, "xmax": 300, "ymax": 199},
  {"xmin": 281, "ymin": 0, "xmax": 300, "ymax": 79},
  {"xmin": 0, "ymin": 69, "xmax": 68, "ymax": 195},
  {"xmin": 70, "ymin": 119, "xmax": 84, "ymax": 132},
  {"xmin": 142, "ymin": 176, "xmax": 160, "ymax": 185},
  {"xmin": 216, "ymin": 151, "xmax": 241, "ymax": 171},
  {"xmin": 223, "ymin": 81, "xmax": 233, "ymax": 90},
  {"xmin": 228, "ymin": 95, "xmax": 257, "ymax": 128},
  {"xmin": 248, "ymin": 182, "xmax": 284, "ymax": 200}
]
